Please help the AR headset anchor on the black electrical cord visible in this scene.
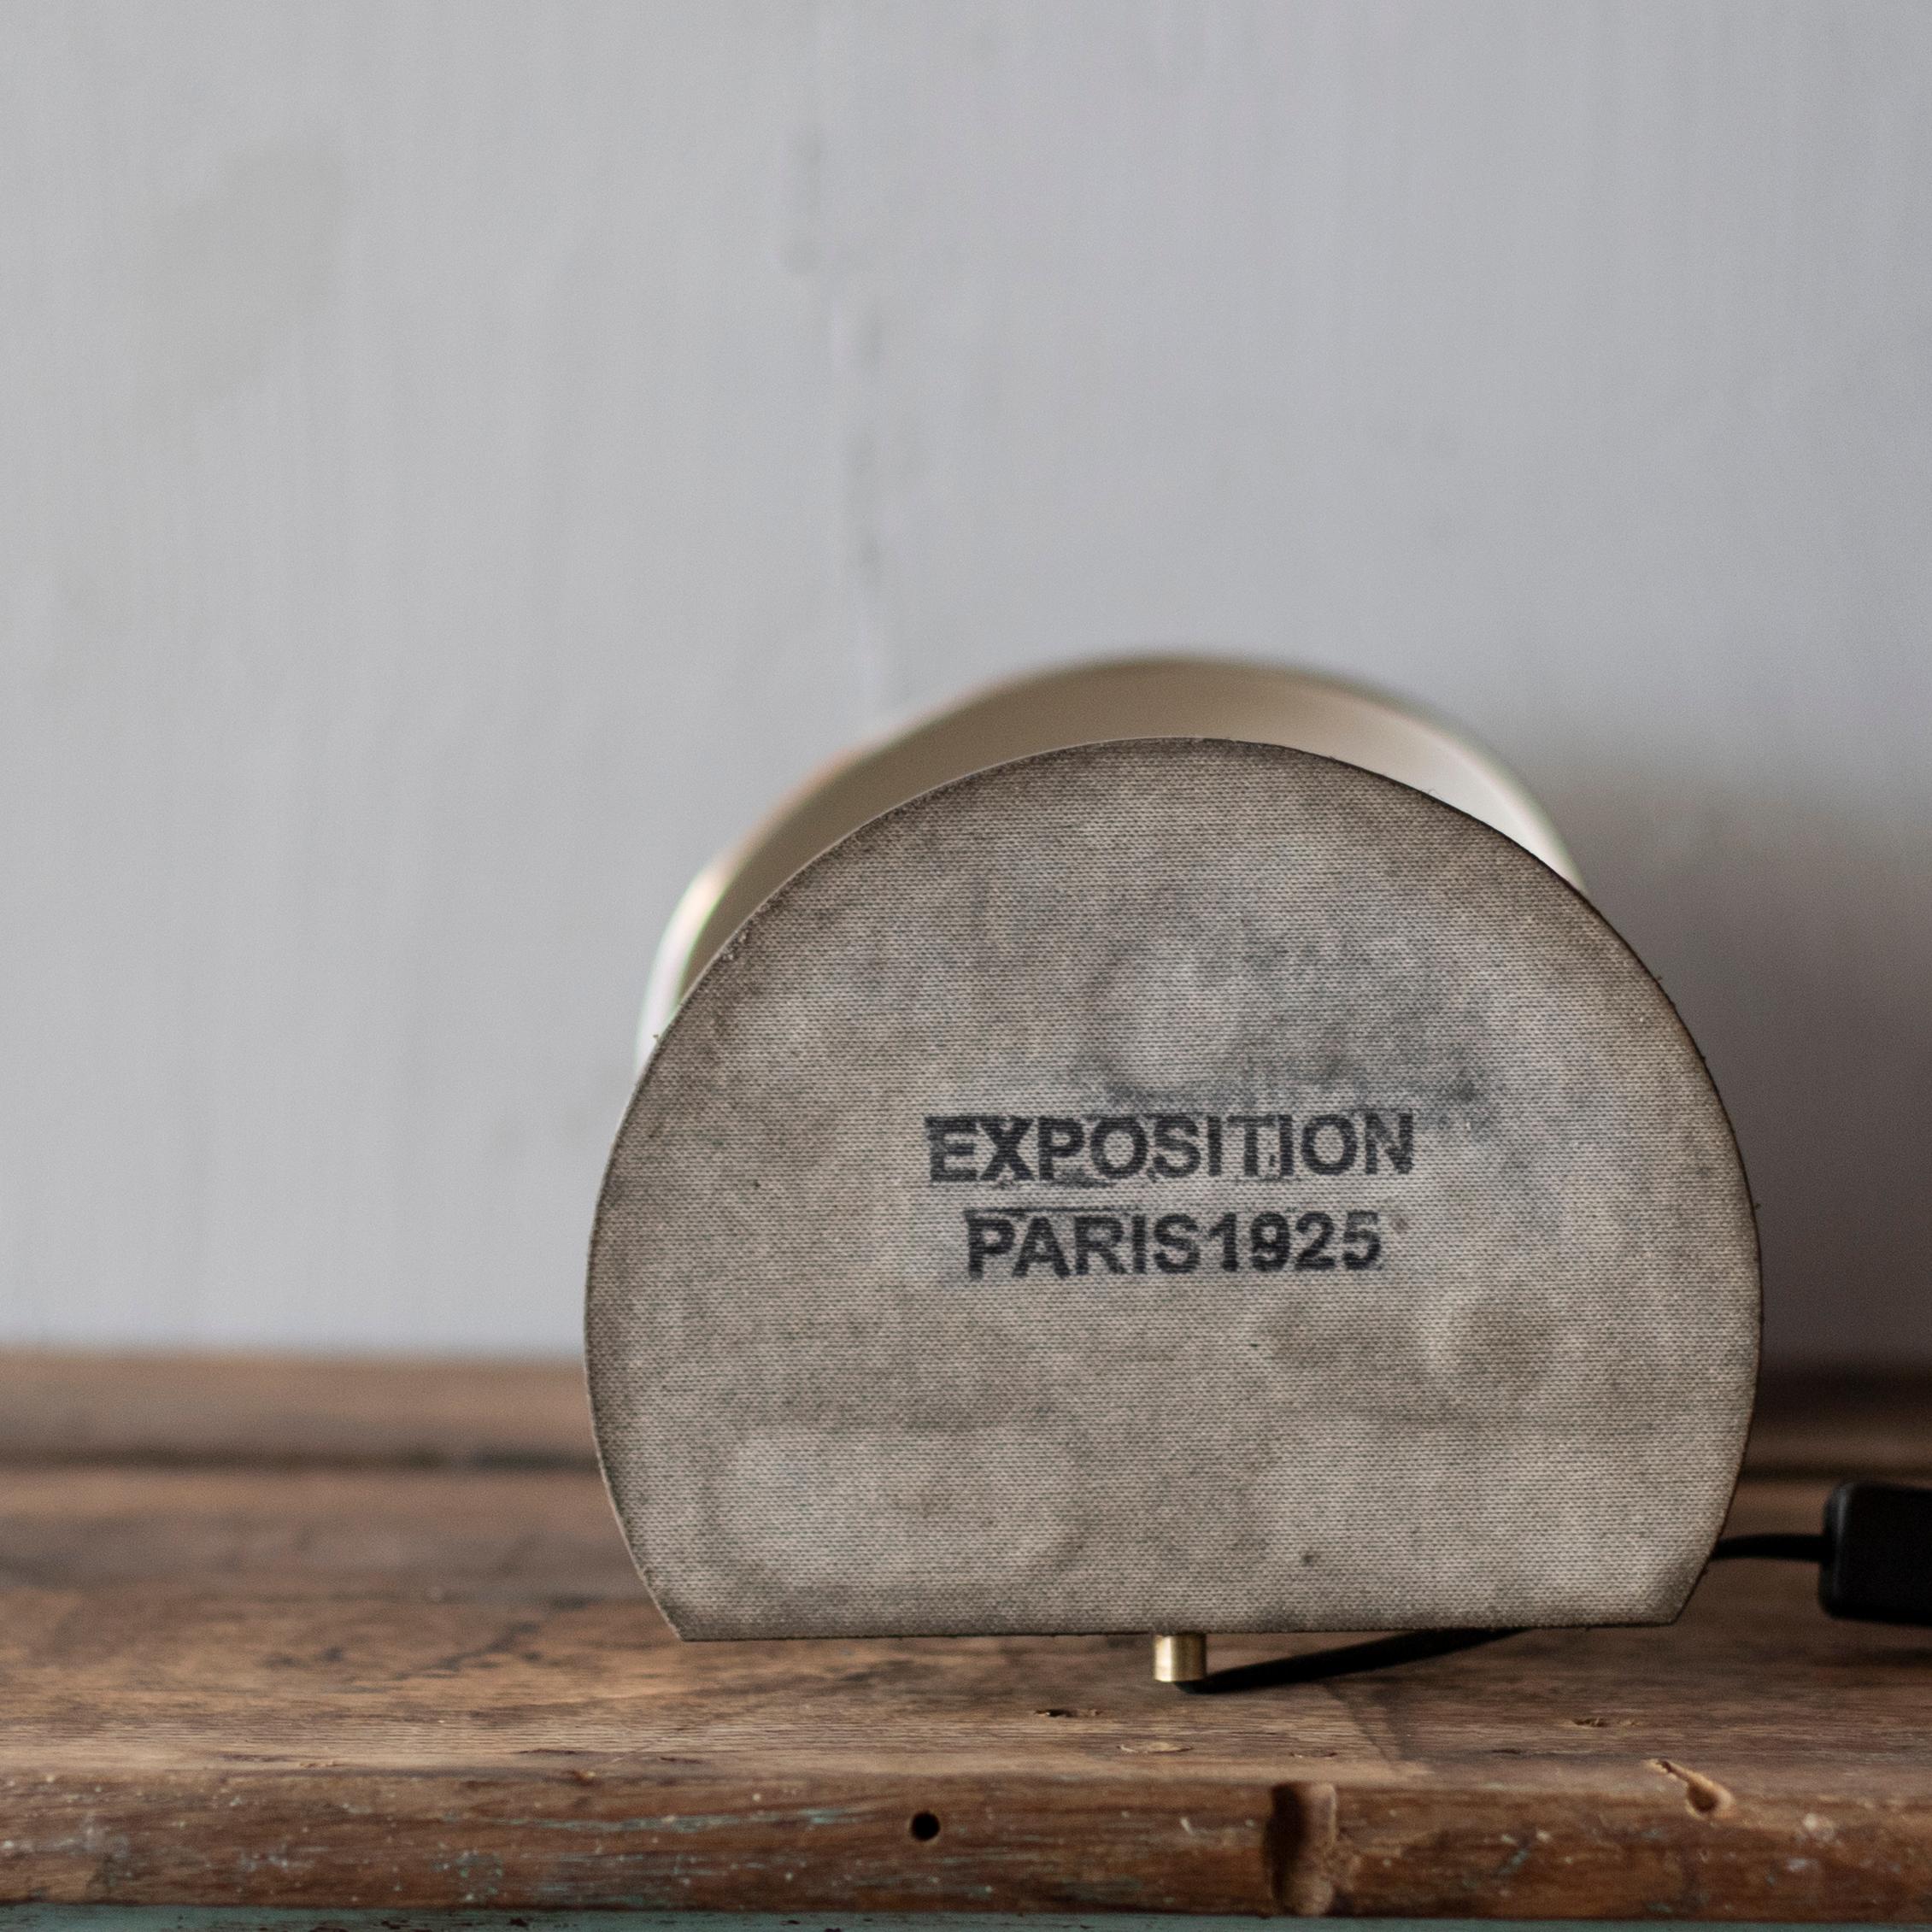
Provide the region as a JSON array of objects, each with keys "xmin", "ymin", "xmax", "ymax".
[
  {"xmin": 1177, "ymin": 1625, "xmax": 1521, "ymax": 1695},
  {"xmin": 1175, "ymin": 1482, "xmax": 1918, "ymax": 1696},
  {"xmin": 1709, "ymin": 1530, "xmax": 1829, "ymax": 1564}
]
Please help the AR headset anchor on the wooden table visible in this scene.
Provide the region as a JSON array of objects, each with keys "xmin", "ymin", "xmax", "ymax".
[{"xmin": 3, "ymin": 1354, "xmax": 1931, "ymax": 1923}]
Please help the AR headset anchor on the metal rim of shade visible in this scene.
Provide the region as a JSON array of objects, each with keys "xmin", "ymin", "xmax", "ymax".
[{"xmin": 639, "ymin": 653, "xmax": 1580, "ymax": 1058}]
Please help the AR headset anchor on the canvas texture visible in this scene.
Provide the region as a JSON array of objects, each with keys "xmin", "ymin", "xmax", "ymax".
[{"xmin": 588, "ymin": 738, "xmax": 1759, "ymax": 1639}]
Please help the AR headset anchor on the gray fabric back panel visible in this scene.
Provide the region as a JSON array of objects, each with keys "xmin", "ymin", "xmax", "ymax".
[{"xmin": 588, "ymin": 739, "xmax": 1759, "ymax": 1639}]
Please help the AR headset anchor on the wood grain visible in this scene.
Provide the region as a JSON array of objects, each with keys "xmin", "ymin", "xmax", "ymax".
[
  {"xmin": 7, "ymin": 1351, "xmax": 1921, "ymax": 1481},
  {"xmin": 1741, "ymin": 1371, "xmax": 1932, "ymax": 1480},
  {"xmin": 4, "ymin": 1356, "xmax": 1932, "ymax": 1916},
  {"xmin": 0, "ymin": 1351, "xmax": 592, "ymax": 1469}
]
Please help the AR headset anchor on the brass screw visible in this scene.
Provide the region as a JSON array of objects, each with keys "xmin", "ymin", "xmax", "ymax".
[{"xmin": 1152, "ymin": 1631, "xmax": 1207, "ymax": 1683}]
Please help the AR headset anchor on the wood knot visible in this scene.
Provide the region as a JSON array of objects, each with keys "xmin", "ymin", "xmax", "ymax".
[{"xmin": 1649, "ymin": 1757, "xmax": 1735, "ymax": 1817}]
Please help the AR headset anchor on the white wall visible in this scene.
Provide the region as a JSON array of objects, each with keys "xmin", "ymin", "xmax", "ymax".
[{"xmin": 3, "ymin": 1, "xmax": 1927, "ymax": 1361}]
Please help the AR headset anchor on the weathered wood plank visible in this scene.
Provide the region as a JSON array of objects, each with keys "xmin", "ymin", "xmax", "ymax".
[
  {"xmin": 0, "ymin": 1768, "xmax": 1283, "ymax": 1916},
  {"xmin": 1741, "ymin": 1371, "xmax": 1932, "ymax": 1481},
  {"xmin": 0, "ymin": 1916, "xmax": 1236, "ymax": 1932},
  {"xmin": 2, "ymin": 1465, "xmax": 1930, "ymax": 1915},
  {"xmin": 0, "ymin": 1353, "xmax": 592, "ymax": 1470},
  {"xmin": 23, "ymin": 1916, "xmax": 1870, "ymax": 1932},
  {"xmin": 4, "ymin": 1354, "xmax": 1923, "ymax": 1482},
  {"xmin": 4, "ymin": 1359, "xmax": 1932, "ymax": 1917}
]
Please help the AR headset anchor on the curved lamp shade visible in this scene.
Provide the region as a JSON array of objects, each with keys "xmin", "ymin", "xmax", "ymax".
[{"xmin": 640, "ymin": 655, "xmax": 1579, "ymax": 1054}]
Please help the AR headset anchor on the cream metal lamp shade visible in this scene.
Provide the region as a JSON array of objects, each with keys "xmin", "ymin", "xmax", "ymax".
[{"xmin": 639, "ymin": 656, "xmax": 1580, "ymax": 1051}]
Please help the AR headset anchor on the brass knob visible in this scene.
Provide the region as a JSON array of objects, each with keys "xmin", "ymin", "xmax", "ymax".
[{"xmin": 1152, "ymin": 1631, "xmax": 1207, "ymax": 1683}]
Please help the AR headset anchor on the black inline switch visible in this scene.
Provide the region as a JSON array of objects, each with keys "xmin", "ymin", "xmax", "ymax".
[{"xmin": 1819, "ymin": 1482, "xmax": 1932, "ymax": 1628}]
